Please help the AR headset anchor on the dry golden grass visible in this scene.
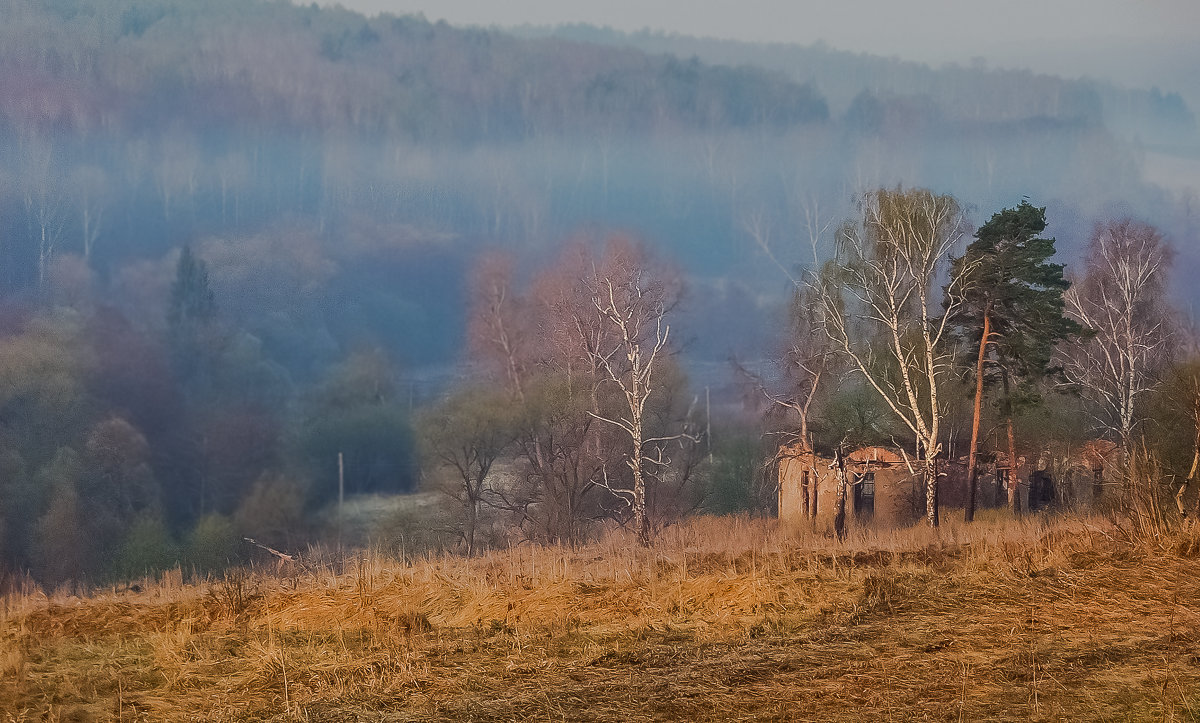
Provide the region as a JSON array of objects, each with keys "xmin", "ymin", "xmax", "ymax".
[{"xmin": 2, "ymin": 513, "xmax": 1199, "ymax": 721}]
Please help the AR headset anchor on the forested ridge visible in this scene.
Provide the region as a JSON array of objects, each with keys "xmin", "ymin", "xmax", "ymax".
[
  {"xmin": 0, "ymin": 0, "xmax": 1197, "ymax": 585},
  {"xmin": 0, "ymin": 0, "xmax": 829, "ymax": 139},
  {"xmin": 524, "ymin": 23, "xmax": 1197, "ymax": 145}
]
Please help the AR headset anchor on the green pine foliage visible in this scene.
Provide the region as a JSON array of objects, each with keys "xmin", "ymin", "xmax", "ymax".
[
  {"xmin": 168, "ymin": 245, "xmax": 216, "ymax": 331},
  {"xmin": 950, "ymin": 201, "xmax": 1084, "ymax": 411}
]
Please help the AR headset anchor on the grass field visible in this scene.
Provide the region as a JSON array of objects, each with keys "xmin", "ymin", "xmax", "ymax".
[{"xmin": 2, "ymin": 513, "xmax": 1199, "ymax": 721}]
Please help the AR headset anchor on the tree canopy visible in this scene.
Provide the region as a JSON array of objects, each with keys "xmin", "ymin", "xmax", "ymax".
[
  {"xmin": 952, "ymin": 201, "xmax": 1081, "ymax": 407},
  {"xmin": 949, "ymin": 200, "xmax": 1082, "ymax": 518}
]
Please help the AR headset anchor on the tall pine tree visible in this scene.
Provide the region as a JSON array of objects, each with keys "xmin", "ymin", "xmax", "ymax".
[
  {"xmin": 167, "ymin": 245, "xmax": 218, "ymax": 387},
  {"xmin": 950, "ymin": 201, "xmax": 1082, "ymax": 521},
  {"xmin": 168, "ymin": 245, "xmax": 216, "ymax": 331}
]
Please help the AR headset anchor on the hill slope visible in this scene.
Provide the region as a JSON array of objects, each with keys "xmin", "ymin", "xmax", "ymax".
[{"xmin": 518, "ymin": 24, "xmax": 1198, "ymax": 149}]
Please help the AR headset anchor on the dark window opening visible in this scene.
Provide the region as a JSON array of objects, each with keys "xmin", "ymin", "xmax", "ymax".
[
  {"xmin": 997, "ymin": 468, "xmax": 1011, "ymax": 505},
  {"xmin": 854, "ymin": 472, "xmax": 875, "ymax": 519},
  {"xmin": 1029, "ymin": 470, "xmax": 1055, "ymax": 511}
]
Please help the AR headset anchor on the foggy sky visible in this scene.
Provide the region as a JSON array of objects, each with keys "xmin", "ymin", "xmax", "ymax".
[{"xmin": 313, "ymin": 0, "xmax": 1200, "ymax": 100}]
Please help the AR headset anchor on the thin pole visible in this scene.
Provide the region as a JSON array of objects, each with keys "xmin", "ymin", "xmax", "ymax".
[
  {"xmin": 706, "ymin": 386, "xmax": 712, "ymax": 463},
  {"xmin": 337, "ymin": 452, "xmax": 345, "ymax": 550}
]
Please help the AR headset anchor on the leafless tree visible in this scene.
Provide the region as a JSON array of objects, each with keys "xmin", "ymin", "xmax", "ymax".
[
  {"xmin": 156, "ymin": 133, "xmax": 200, "ymax": 224},
  {"xmin": 817, "ymin": 187, "xmax": 970, "ymax": 527},
  {"xmin": 465, "ymin": 242, "xmax": 694, "ymax": 545},
  {"xmin": 582, "ymin": 239, "xmax": 685, "ymax": 544},
  {"xmin": 1169, "ymin": 365, "xmax": 1200, "ymax": 528},
  {"xmin": 467, "ymin": 252, "xmax": 529, "ymax": 403},
  {"xmin": 68, "ymin": 165, "xmax": 109, "ymax": 263},
  {"xmin": 794, "ymin": 187, "xmax": 838, "ymax": 268},
  {"xmin": 19, "ymin": 134, "xmax": 66, "ymax": 296},
  {"xmin": 738, "ymin": 201, "xmax": 836, "ymax": 460},
  {"xmin": 741, "ymin": 204, "xmax": 794, "ymax": 285},
  {"xmin": 832, "ymin": 445, "xmax": 850, "ymax": 541},
  {"xmin": 735, "ymin": 284, "xmax": 832, "ymax": 457},
  {"xmin": 466, "ymin": 247, "xmax": 611, "ymax": 545},
  {"xmin": 1061, "ymin": 218, "xmax": 1175, "ymax": 470},
  {"xmin": 213, "ymin": 152, "xmax": 250, "ymax": 228},
  {"xmin": 502, "ymin": 382, "xmax": 609, "ymax": 545}
]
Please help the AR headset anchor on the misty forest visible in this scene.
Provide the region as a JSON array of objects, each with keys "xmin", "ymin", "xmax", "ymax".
[{"xmin": 2, "ymin": 0, "xmax": 1200, "ymax": 719}]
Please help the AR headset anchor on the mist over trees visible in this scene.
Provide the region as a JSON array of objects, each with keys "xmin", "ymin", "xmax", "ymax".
[
  {"xmin": 0, "ymin": 0, "xmax": 1197, "ymax": 581},
  {"xmin": 522, "ymin": 25, "xmax": 1198, "ymax": 147}
]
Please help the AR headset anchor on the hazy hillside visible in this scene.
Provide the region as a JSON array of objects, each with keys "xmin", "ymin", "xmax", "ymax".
[
  {"xmin": 1, "ymin": 1, "xmax": 1191, "ymax": 332},
  {"xmin": 0, "ymin": 0, "xmax": 828, "ymax": 140},
  {"xmin": 519, "ymin": 24, "xmax": 1199, "ymax": 150}
]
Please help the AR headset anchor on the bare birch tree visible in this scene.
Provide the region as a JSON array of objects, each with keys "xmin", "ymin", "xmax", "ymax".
[
  {"xmin": 1061, "ymin": 219, "xmax": 1174, "ymax": 473},
  {"xmin": 795, "ymin": 188, "xmax": 838, "ymax": 268},
  {"xmin": 20, "ymin": 135, "xmax": 66, "ymax": 295},
  {"xmin": 739, "ymin": 202, "xmax": 836, "ymax": 457},
  {"xmin": 68, "ymin": 165, "xmax": 109, "ymax": 264},
  {"xmin": 817, "ymin": 187, "xmax": 970, "ymax": 526},
  {"xmin": 583, "ymin": 239, "xmax": 682, "ymax": 544}
]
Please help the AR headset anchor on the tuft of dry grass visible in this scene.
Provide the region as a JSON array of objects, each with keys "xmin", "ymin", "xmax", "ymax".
[{"xmin": 2, "ymin": 513, "xmax": 1199, "ymax": 721}]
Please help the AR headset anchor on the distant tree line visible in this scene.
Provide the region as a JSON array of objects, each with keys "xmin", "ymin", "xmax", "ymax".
[{"xmin": 0, "ymin": 0, "xmax": 827, "ymax": 141}]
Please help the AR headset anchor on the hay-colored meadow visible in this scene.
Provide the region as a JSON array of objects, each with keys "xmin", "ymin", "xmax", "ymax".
[{"xmin": 2, "ymin": 514, "xmax": 1199, "ymax": 721}]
